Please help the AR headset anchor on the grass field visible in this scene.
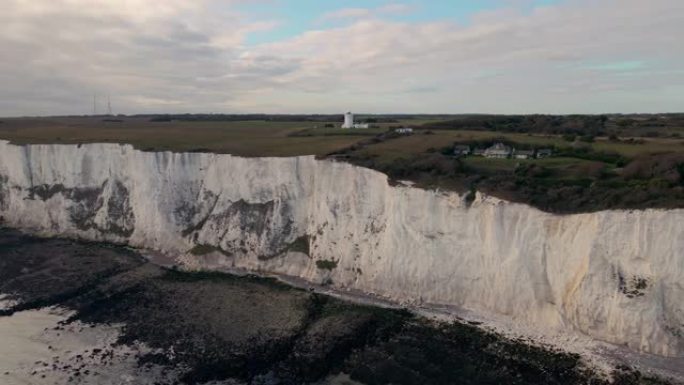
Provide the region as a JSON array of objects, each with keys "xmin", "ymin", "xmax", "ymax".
[
  {"xmin": 334, "ymin": 124, "xmax": 684, "ymax": 212},
  {"xmin": 2, "ymin": 116, "xmax": 681, "ymax": 160},
  {"xmin": 462, "ymin": 156, "xmax": 599, "ymax": 173},
  {"xmin": 355, "ymin": 129, "xmax": 684, "ymax": 164},
  {"xmin": 0, "ymin": 117, "xmax": 368, "ymax": 157}
]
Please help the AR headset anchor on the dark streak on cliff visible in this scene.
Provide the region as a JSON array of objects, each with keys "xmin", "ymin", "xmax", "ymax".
[
  {"xmin": 105, "ymin": 180, "xmax": 135, "ymax": 237},
  {"xmin": 0, "ymin": 175, "xmax": 8, "ymax": 211},
  {"xmin": 23, "ymin": 180, "xmax": 137, "ymax": 238},
  {"xmin": 208, "ymin": 199, "xmax": 296, "ymax": 258}
]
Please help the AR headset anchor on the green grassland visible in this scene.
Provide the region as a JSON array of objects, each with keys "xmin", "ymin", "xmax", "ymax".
[
  {"xmin": 334, "ymin": 123, "xmax": 684, "ymax": 212},
  {"xmin": 355, "ymin": 130, "xmax": 684, "ymax": 163},
  {"xmin": 0, "ymin": 116, "xmax": 366, "ymax": 157},
  {"xmin": 3, "ymin": 115, "xmax": 680, "ymax": 160},
  {"xmin": 1, "ymin": 114, "xmax": 683, "ymax": 212}
]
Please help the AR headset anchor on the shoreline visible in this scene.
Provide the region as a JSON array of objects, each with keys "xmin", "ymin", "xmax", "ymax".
[
  {"xmin": 143, "ymin": 249, "xmax": 684, "ymax": 382},
  {"xmin": 1, "ymin": 227, "xmax": 682, "ymax": 384}
]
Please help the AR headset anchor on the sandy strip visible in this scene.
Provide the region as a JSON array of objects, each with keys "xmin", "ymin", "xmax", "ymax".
[{"xmin": 0, "ymin": 307, "xmax": 177, "ymax": 385}]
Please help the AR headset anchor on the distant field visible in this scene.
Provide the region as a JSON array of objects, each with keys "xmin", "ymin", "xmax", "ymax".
[
  {"xmin": 3, "ymin": 116, "xmax": 681, "ymax": 160},
  {"xmin": 0, "ymin": 117, "xmax": 368, "ymax": 157},
  {"xmin": 355, "ymin": 130, "xmax": 684, "ymax": 164},
  {"xmin": 334, "ymin": 124, "xmax": 684, "ymax": 213}
]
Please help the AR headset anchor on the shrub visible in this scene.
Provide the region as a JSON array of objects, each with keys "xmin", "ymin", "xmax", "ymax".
[
  {"xmin": 190, "ymin": 244, "xmax": 219, "ymax": 256},
  {"xmin": 316, "ymin": 260, "xmax": 338, "ymax": 270},
  {"xmin": 464, "ymin": 185, "xmax": 477, "ymax": 206},
  {"xmin": 286, "ymin": 235, "xmax": 310, "ymax": 255}
]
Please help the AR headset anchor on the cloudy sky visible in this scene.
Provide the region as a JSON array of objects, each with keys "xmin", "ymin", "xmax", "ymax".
[{"xmin": 1, "ymin": 0, "xmax": 682, "ymax": 116}]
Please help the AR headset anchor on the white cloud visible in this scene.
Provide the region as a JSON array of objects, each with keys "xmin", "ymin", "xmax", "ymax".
[
  {"xmin": 0, "ymin": 0, "xmax": 682, "ymax": 115},
  {"xmin": 244, "ymin": 0, "xmax": 684, "ymax": 114},
  {"xmin": 0, "ymin": 0, "xmax": 284, "ymax": 115}
]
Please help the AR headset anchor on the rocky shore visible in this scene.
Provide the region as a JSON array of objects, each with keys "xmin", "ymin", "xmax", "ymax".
[{"xmin": 0, "ymin": 229, "xmax": 679, "ymax": 384}]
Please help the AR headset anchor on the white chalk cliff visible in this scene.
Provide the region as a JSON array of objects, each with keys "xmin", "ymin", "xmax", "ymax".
[{"xmin": 0, "ymin": 140, "xmax": 682, "ymax": 357}]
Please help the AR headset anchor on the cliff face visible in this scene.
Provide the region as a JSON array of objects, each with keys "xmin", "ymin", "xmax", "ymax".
[{"xmin": 0, "ymin": 140, "xmax": 682, "ymax": 357}]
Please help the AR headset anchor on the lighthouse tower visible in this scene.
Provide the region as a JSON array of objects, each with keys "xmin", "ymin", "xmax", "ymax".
[{"xmin": 342, "ymin": 112, "xmax": 354, "ymax": 129}]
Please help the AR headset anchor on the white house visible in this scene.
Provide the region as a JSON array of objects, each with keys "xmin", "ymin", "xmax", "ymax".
[{"xmin": 484, "ymin": 143, "xmax": 513, "ymax": 158}]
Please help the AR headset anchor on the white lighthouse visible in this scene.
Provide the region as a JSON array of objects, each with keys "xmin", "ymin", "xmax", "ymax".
[{"xmin": 342, "ymin": 112, "xmax": 354, "ymax": 129}]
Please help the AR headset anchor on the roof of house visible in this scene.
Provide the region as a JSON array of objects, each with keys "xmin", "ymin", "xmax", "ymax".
[{"xmin": 485, "ymin": 143, "xmax": 512, "ymax": 153}]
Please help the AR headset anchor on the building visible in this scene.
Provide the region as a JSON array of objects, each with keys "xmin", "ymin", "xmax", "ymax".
[
  {"xmin": 342, "ymin": 112, "xmax": 354, "ymax": 129},
  {"xmin": 514, "ymin": 150, "xmax": 535, "ymax": 159},
  {"xmin": 341, "ymin": 112, "xmax": 370, "ymax": 129},
  {"xmin": 484, "ymin": 143, "xmax": 513, "ymax": 159},
  {"xmin": 395, "ymin": 127, "xmax": 414, "ymax": 134},
  {"xmin": 472, "ymin": 148, "xmax": 485, "ymax": 156},
  {"xmin": 453, "ymin": 145, "xmax": 471, "ymax": 157},
  {"xmin": 537, "ymin": 149, "xmax": 553, "ymax": 158}
]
